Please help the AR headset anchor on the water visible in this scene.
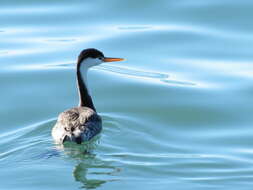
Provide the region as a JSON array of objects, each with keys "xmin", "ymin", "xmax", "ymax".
[{"xmin": 1, "ymin": 0, "xmax": 253, "ymax": 189}]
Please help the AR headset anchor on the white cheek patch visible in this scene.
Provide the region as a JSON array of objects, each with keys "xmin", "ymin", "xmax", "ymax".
[
  {"xmin": 81, "ymin": 58, "xmax": 101, "ymax": 69},
  {"xmin": 79, "ymin": 57, "xmax": 102, "ymax": 92}
]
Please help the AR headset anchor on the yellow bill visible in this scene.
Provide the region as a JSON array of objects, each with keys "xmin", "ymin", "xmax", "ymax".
[{"xmin": 103, "ymin": 57, "xmax": 124, "ymax": 62}]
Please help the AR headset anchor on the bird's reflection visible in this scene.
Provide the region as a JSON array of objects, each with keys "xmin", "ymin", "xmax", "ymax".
[
  {"xmin": 73, "ymin": 162, "xmax": 119, "ymax": 189},
  {"xmin": 54, "ymin": 137, "xmax": 120, "ymax": 189}
]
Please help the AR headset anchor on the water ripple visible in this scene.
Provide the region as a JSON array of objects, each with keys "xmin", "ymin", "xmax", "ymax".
[
  {"xmin": 5, "ymin": 62, "xmax": 198, "ymax": 88},
  {"xmin": 0, "ymin": 118, "xmax": 56, "ymax": 162},
  {"xmin": 98, "ymin": 64, "xmax": 197, "ymax": 87}
]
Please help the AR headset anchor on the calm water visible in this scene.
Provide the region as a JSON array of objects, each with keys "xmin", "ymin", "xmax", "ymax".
[{"xmin": 1, "ymin": 0, "xmax": 253, "ymax": 189}]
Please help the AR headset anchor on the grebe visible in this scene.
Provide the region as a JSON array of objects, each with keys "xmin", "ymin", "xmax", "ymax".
[{"xmin": 52, "ymin": 48, "xmax": 124, "ymax": 144}]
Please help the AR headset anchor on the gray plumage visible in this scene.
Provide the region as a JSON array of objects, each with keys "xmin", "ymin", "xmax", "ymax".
[{"xmin": 52, "ymin": 107, "xmax": 102, "ymax": 144}]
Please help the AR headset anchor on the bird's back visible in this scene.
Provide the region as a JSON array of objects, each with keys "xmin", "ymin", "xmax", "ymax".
[{"xmin": 52, "ymin": 107, "xmax": 102, "ymax": 144}]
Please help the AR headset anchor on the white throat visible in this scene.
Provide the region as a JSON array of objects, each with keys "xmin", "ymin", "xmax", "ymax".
[
  {"xmin": 79, "ymin": 62, "xmax": 89, "ymax": 89},
  {"xmin": 77, "ymin": 63, "xmax": 89, "ymax": 107},
  {"xmin": 78, "ymin": 57, "xmax": 102, "ymax": 94}
]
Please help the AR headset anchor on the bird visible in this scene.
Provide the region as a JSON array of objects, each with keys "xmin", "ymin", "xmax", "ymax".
[{"xmin": 52, "ymin": 48, "xmax": 124, "ymax": 144}]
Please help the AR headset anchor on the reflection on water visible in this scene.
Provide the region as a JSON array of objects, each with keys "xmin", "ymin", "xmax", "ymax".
[
  {"xmin": 74, "ymin": 162, "xmax": 107, "ymax": 189},
  {"xmin": 55, "ymin": 142, "xmax": 120, "ymax": 189},
  {"xmin": 73, "ymin": 159, "xmax": 120, "ymax": 189}
]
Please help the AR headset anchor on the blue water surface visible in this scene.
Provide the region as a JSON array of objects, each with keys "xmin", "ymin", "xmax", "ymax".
[{"xmin": 1, "ymin": 0, "xmax": 253, "ymax": 189}]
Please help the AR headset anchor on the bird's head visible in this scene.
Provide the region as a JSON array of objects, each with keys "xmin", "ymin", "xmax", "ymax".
[{"xmin": 77, "ymin": 48, "xmax": 124, "ymax": 69}]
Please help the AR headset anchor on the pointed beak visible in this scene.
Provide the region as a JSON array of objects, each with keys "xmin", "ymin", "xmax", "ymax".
[{"xmin": 103, "ymin": 57, "xmax": 125, "ymax": 62}]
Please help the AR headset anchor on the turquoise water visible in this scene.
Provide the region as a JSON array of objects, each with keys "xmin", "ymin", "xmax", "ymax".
[{"xmin": 1, "ymin": 0, "xmax": 253, "ymax": 189}]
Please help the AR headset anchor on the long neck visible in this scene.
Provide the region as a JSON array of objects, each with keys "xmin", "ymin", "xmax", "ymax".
[{"xmin": 76, "ymin": 66, "xmax": 96, "ymax": 112}]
